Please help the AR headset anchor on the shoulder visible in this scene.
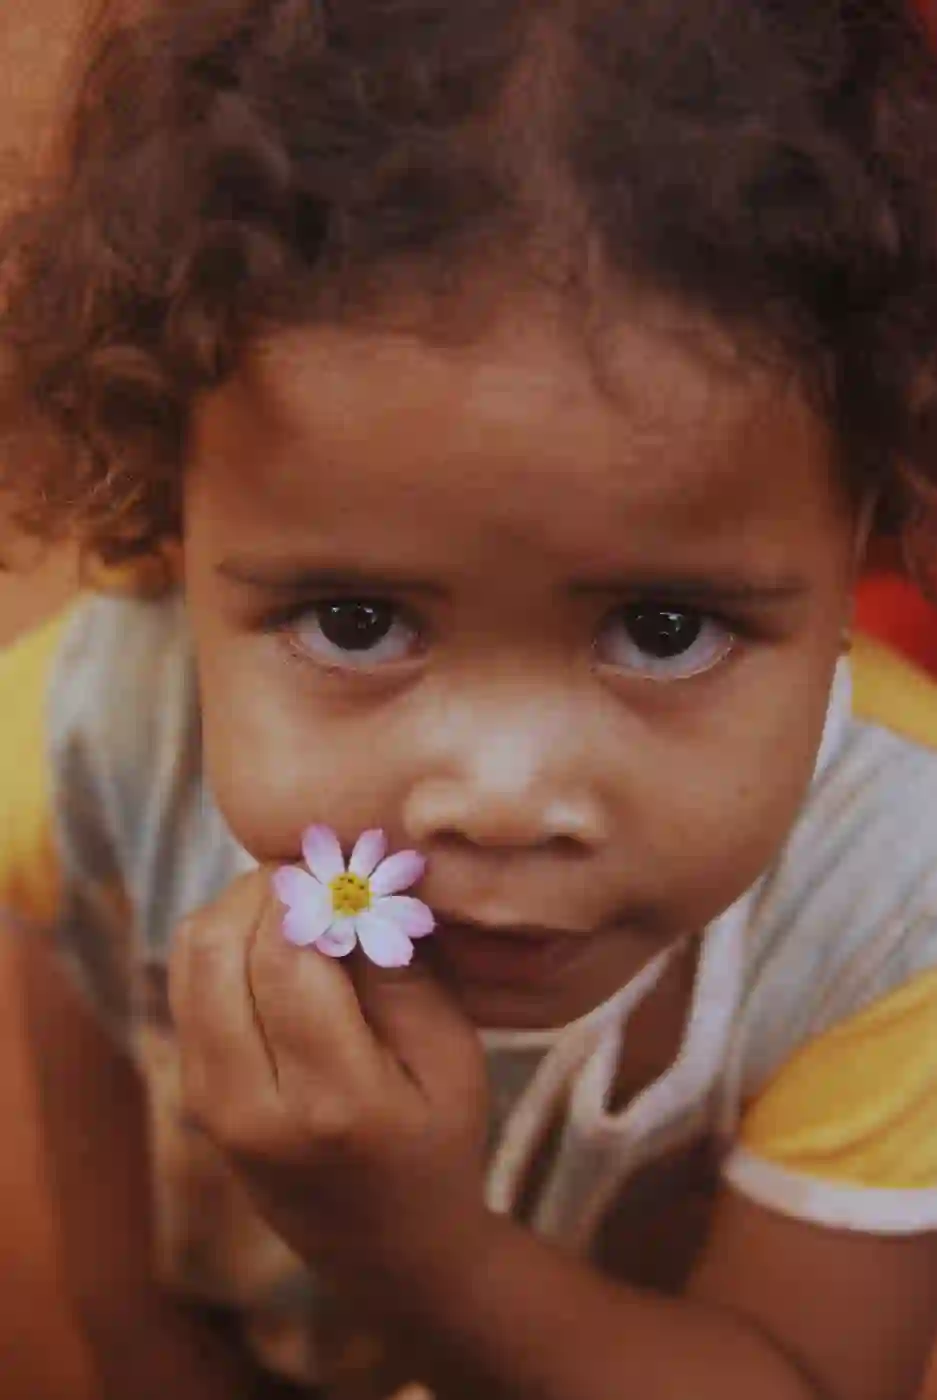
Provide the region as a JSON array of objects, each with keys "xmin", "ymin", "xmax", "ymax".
[
  {"xmin": 727, "ymin": 717, "xmax": 937, "ymax": 1109},
  {"xmin": 756, "ymin": 716, "xmax": 937, "ymax": 981},
  {"xmin": 48, "ymin": 587, "xmax": 195, "ymax": 820},
  {"xmin": 766, "ymin": 633, "xmax": 937, "ymax": 993},
  {"xmin": 49, "ymin": 587, "xmax": 194, "ymax": 765},
  {"xmin": 727, "ymin": 961, "xmax": 937, "ymax": 1229},
  {"xmin": 722, "ymin": 711, "xmax": 937, "ymax": 1231},
  {"xmin": 47, "ymin": 589, "xmax": 246, "ymax": 953},
  {"xmin": 48, "ymin": 588, "xmax": 196, "ymax": 878}
]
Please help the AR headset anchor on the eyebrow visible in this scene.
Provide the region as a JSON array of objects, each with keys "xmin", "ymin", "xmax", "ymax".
[
  {"xmin": 568, "ymin": 573, "xmax": 811, "ymax": 607},
  {"xmin": 216, "ymin": 557, "xmax": 810, "ymax": 608},
  {"xmin": 215, "ymin": 559, "xmax": 446, "ymax": 597}
]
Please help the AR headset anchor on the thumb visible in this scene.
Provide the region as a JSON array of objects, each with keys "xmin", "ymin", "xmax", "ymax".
[{"xmin": 350, "ymin": 949, "xmax": 484, "ymax": 1106}]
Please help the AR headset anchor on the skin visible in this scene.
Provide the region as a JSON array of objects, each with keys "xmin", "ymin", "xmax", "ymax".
[
  {"xmin": 170, "ymin": 878, "xmax": 937, "ymax": 1400},
  {"xmin": 185, "ymin": 297, "xmax": 855, "ymax": 1029},
  {"xmin": 15, "ymin": 923, "xmax": 263, "ymax": 1400},
  {"xmin": 168, "ymin": 292, "xmax": 937, "ymax": 1400}
]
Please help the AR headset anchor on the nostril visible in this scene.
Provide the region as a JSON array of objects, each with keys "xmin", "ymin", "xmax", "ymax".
[
  {"xmin": 551, "ymin": 832, "xmax": 589, "ymax": 858},
  {"xmin": 428, "ymin": 829, "xmax": 475, "ymax": 853},
  {"xmin": 403, "ymin": 779, "xmax": 608, "ymax": 852},
  {"xmin": 422, "ymin": 828, "xmax": 591, "ymax": 858},
  {"xmin": 424, "ymin": 828, "xmax": 519, "ymax": 856}
]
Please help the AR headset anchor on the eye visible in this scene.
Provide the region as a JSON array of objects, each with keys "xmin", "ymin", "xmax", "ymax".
[
  {"xmin": 595, "ymin": 604, "xmax": 734, "ymax": 680},
  {"xmin": 288, "ymin": 599, "xmax": 420, "ymax": 670}
]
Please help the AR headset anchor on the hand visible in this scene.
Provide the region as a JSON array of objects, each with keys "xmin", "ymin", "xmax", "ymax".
[{"xmin": 169, "ymin": 869, "xmax": 490, "ymax": 1306}]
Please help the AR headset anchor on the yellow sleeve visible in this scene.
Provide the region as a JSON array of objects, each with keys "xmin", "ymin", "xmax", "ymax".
[
  {"xmin": 724, "ymin": 968, "xmax": 937, "ymax": 1232},
  {"xmin": 852, "ymin": 632, "xmax": 937, "ymax": 750},
  {"xmin": 0, "ymin": 614, "xmax": 70, "ymax": 927}
]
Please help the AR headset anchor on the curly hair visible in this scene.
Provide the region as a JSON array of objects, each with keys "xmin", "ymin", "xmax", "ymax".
[{"xmin": 3, "ymin": 0, "xmax": 937, "ymax": 568}]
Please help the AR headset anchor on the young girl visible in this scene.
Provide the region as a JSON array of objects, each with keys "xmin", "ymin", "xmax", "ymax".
[{"xmin": 2, "ymin": 1, "xmax": 937, "ymax": 1396}]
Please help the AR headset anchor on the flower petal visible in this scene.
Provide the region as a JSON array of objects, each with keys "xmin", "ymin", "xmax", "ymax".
[
  {"xmin": 273, "ymin": 867, "xmax": 335, "ymax": 946},
  {"xmin": 369, "ymin": 849, "xmax": 427, "ymax": 898},
  {"xmin": 301, "ymin": 825, "xmax": 346, "ymax": 883},
  {"xmin": 316, "ymin": 920, "xmax": 359, "ymax": 959},
  {"xmin": 349, "ymin": 828, "xmax": 387, "ymax": 878},
  {"xmin": 372, "ymin": 895, "xmax": 435, "ymax": 939},
  {"xmin": 355, "ymin": 911, "xmax": 415, "ymax": 968},
  {"xmin": 281, "ymin": 892, "xmax": 334, "ymax": 947},
  {"xmin": 272, "ymin": 864, "xmax": 321, "ymax": 911}
]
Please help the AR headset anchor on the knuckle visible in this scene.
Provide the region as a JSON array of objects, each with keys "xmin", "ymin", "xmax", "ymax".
[
  {"xmin": 216, "ymin": 1113, "xmax": 265, "ymax": 1159},
  {"xmin": 186, "ymin": 1086, "xmax": 370, "ymax": 1171},
  {"xmin": 301, "ymin": 1090, "xmax": 374, "ymax": 1156},
  {"xmin": 192, "ymin": 1095, "xmax": 276, "ymax": 1160},
  {"xmin": 308, "ymin": 1101, "xmax": 356, "ymax": 1147}
]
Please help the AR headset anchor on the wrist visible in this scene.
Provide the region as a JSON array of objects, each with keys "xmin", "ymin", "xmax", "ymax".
[
  {"xmin": 353, "ymin": 1206, "xmax": 531, "ymax": 1395},
  {"xmin": 360, "ymin": 1198, "xmax": 511, "ymax": 1325}
]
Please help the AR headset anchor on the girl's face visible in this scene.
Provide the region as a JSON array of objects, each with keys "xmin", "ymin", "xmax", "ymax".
[{"xmin": 184, "ymin": 298, "xmax": 858, "ymax": 1028}]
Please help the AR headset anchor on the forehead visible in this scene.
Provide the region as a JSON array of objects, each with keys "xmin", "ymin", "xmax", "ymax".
[{"xmin": 188, "ymin": 303, "xmax": 846, "ymax": 572}]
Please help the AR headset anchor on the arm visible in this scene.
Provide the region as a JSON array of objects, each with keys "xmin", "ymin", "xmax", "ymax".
[
  {"xmin": 168, "ymin": 872, "xmax": 937, "ymax": 1400},
  {"xmin": 15, "ymin": 920, "xmax": 261, "ymax": 1400},
  {"xmin": 368, "ymin": 1185, "xmax": 937, "ymax": 1400}
]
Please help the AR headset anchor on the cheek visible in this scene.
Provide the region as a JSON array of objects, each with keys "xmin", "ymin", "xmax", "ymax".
[
  {"xmin": 666, "ymin": 763, "xmax": 805, "ymax": 914},
  {"xmin": 196, "ymin": 646, "xmax": 406, "ymax": 861},
  {"xmin": 637, "ymin": 669, "xmax": 828, "ymax": 921}
]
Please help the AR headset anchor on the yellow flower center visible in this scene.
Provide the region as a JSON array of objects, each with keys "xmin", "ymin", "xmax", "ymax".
[{"xmin": 329, "ymin": 871, "xmax": 372, "ymax": 917}]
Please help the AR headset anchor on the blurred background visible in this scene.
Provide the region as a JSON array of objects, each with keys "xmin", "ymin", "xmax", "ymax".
[
  {"xmin": 0, "ymin": 2, "xmax": 80, "ymax": 650},
  {"xmin": 0, "ymin": 10, "xmax": 90, "ymax": 1399}
]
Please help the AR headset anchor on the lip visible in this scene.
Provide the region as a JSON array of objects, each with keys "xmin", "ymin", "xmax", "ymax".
[{"xmin": 429, "ymin": 919, "xmax": 598, "ymax": 988}]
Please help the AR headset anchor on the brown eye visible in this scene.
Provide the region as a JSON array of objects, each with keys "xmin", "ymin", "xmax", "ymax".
[
  {"xmin": 596, "ymin": 605, "xmax": 733, "ymax": 680},
  {"xmin": 623, "ymin": 607, "xmax": 702, "ymax": 658},
  {"xmin": 291, "ymin": 599, "xmax": 419, "ymax": 669},
  {"xmin": 318, "ymin": 601, "xmax": 395, "ymax": 651}
]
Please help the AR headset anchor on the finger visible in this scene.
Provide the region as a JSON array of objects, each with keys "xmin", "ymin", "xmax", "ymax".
[
  {"xmin": 169, "ymin": 870, "xmax": 280, "ymax": 1130},
  {"xmin": 247, "ymin": 878, "xmax": 387, "ymax": 1103},
  {"xmin": 350, "ymin": 950, "xmax": 482, "ymax": 1106}
]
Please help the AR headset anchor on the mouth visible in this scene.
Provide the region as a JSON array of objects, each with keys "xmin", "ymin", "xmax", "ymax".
[{"xmin": 427, "ymin": 915, "xmax": 600, "ymax": 988}]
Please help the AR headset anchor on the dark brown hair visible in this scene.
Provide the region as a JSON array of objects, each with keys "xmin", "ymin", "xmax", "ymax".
[{"xmin": 3, "ymin": 0, "xmax": 937, "ymax": 568}]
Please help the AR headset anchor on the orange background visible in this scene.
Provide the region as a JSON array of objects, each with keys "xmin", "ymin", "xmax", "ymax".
[{"xmin": 0, "ymin": 6, "xmax": 89, "ymax": 1395}]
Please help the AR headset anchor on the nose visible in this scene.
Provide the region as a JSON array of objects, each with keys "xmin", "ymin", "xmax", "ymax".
[{"xmin": 401, "ymin": 702, "xmax": 609, "ymax": 853}]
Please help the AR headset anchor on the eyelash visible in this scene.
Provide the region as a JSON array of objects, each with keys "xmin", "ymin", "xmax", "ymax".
[
  {"xmin": 268, "ymin": 597, "xmax": 742, "ymax": 683},
  {"xmin": 594, "ymin": 605, "xmax": 736, "ymax": 680},
  {"xmin": 286, "ymin": 599, "xmax": 422, "ymax": 672}
]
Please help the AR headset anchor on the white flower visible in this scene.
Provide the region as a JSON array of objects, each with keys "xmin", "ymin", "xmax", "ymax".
[{"xmin": 273, "ymin": 825, "xmax": 434, "ymax": 969}]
